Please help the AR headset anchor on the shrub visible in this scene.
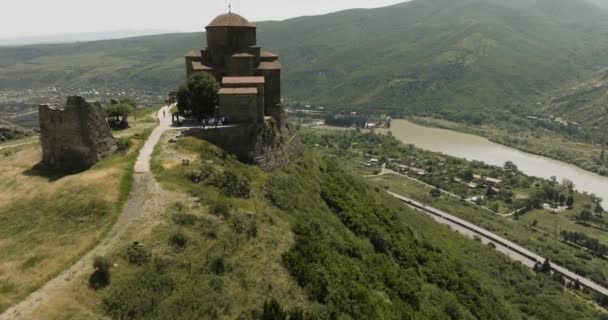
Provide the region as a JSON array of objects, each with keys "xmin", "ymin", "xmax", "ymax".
[
  {"xmin": 261, "ymin": 298, "xmax": 285, "ymax": 320},
  {"xmin": 94, "ymin": 256, "xmax": 112, "ymax": 273},
  {"xmin": 116, "ymin": 137, "xmax": 132, "ymax": 153},
  {"xmin": 127, "ymin": 245, "xmax": 151, "ymax": 265},
  {"xmin": 169, "ymin": 231, "xmax": 188, "ymax": 250},
  {"xmin": 210, "ymin": 199, "xmax": 231, "ymax": 219},
  {"xmin": 172, "ymin": 212, "xmax": 197, "ymax": 226},
  {"xmin": 211, "ymin": 171, "xmax": 251, "ymax": 198},
  {"xmin": 210, "ymin": 257, "xmax": 225, "ymax": 275},
  {"xmin": 90, "ymin": 256, "xmax": 111, "ymax": 289},
  {"xmin": 199, "ymin": 218, "xmax": 219, "ymax": 239}
]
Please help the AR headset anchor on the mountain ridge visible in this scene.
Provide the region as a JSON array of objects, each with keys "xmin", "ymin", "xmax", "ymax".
[{"xmin": 1, "ymin": 0, "xmax": 608, "ymax": 118}]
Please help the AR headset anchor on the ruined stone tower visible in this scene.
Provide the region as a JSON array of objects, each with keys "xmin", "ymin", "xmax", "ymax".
[{"xmin": 39, "ymin": 96, "xmax": 117, "ymax": 171}]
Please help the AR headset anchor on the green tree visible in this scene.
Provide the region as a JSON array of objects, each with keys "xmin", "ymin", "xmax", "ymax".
[
  {"xmin": 486, "ymin": 186, "xmax": 497, "ymax": 199},
  {"xmin": 578, "ymin": 210, "xmax": 592, "ymax": 223},
  {"xmin": 566, "ymin": 195, "xmax": 575, "ymax": 208},
  {"xmin": 462, "ymin": 169, "xmax": 474, "ymax": 181},
  {"xmin": 430, "ymin": 188, "xmax": 442, "ymax": 198},
  {"xmin": 176, "ymin": 83, "xmax": 190, "ymax": 115},
  {"xmin": 106, "ymin": 101, "xmax": 134, "ymax": 128},
  {"xmin": 187, "ymin": 72, "xmax": 219, "ymax": 118},
  {"xmin": 595, "ymin": 203, "xmax": 604, "ymax": 217},
  {"xmin": 504, "ymin": 161, "xmax": 518, "ymax": 172},
  {"xmin": 540, "ymin": 259, "xmax": 552, "ymax": 274},
  {"xmin": 176, "ymin": 72, "xmax": 220, "ymax": 118}
]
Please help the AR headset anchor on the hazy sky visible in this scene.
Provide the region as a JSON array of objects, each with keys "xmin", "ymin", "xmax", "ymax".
[{"xmin": 0, "ymin": 0, "xmax": 406, "ymax": 39}]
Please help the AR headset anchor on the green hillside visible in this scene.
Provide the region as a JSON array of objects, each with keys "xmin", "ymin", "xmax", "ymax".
[
  {"xmin": 0, "ymin": 33, "xmax": 198, "ymax": 91},
  {"xmin": 89, "ymin": 136, "xmax": 604, "ymax": 319},
  {"xmin": 259, "ymin": 0, "xmax": 608, "ymax": 115},
  {"xmin": 545, "ymin": 69, "xmax": 608, "ymax": 141},
  {"xmin": 2, "ymin": 0, "xmax": 608, "ymax": 117}
]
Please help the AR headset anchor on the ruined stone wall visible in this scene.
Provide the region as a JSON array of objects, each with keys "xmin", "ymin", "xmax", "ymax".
[{"xmin": 39, "ymin": 96, "xmax": 116, "ymax": 171}]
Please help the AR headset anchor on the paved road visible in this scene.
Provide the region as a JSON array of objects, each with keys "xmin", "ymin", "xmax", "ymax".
[
  {"xmin": 0, "ymin": 106, "xmax": 172, "ymax": 320},
  {"xmin": 388, "ymin": 191, "xmax": 608, "ymax": 297}
]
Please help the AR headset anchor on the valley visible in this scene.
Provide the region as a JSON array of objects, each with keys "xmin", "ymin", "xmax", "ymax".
[{"xmin": 3, "ymin": 0, "xmax": 608, "ymax": 319}]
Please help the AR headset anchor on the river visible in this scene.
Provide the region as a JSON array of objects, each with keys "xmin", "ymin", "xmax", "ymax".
[{"xmin": 380, "ymin": 120, "xmax": 608, "ymax": 206}]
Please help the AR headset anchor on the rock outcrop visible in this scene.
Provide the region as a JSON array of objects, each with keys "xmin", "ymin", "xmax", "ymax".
[
  {"xmin": 185, "ymin": 105, "xmax": 301, "ymax": 171},
  {"xmin": 39, "ymin": 96, "xmax": 117, "ymax": 171}
]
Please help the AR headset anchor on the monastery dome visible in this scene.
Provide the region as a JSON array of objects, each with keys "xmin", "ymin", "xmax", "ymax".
[{"xmin": 207, "ymin": 12, "xmax": 256, "ymax": 28}]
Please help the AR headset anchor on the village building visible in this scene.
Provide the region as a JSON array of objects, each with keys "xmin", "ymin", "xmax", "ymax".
[
  {"xmin": 184, "ymin": 11, "xmax": 282, "ymax": 126},
  {"xmin": 484, "ymin": 177, "xmax": 503, "ymax": 186}
]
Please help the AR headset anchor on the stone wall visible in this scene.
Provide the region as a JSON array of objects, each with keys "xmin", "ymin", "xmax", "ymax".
[
  {"xmin": 185, "ymin": 113, "xmax": 301, "ymax": 171},
  {"xmin": 39, "ymin": 96, "xmax": 117, "ymax": 171},
  {"xmin": 187, "ymin": 124, "xmax": 258, "ymax": 161},
  {"xmin": 218, "ymin": 91, "xmax": 260, "ymax": 124}
]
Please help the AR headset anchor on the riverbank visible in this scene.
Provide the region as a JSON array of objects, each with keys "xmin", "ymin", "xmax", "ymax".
[{"xmin": 408, "ymin": 117, "xmax": 608, "ymax": 177}]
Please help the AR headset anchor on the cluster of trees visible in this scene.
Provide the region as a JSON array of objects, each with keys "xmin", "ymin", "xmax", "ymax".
[
  {"xmin": 265, "ymin": 153, "xmax": 608, "ymax": 319},
  {"xmin": 105, "ymin": 99, "xmax": 135, "ymax": 130},
  {"xmin": 324, "ymin": 113, "xmax": 367, "ymax": 128},
  {"xmin": 575, "ymin": 202, "xmax": 606, "ymax": 227},
  {"xmin": 519, "ymin": 184, "xmax": 575, "ymax": 213},
  {"xmin": 561, "ymin": 231, "xmax": 608, "ymax": 258},
  {"xmin": 176, "ymin": 72, "xmax": 219, "ymax": 119}
]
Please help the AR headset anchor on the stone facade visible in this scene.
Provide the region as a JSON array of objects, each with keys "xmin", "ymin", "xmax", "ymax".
[
  {"xmin": 185, "ymin": 118, "xmax": 302, "ymax": 171},
  {"xmin": 184, "ymin": 12, "xmax": 284, "ymax": 125},
  {"xmin": 39, "ymin": 96, "xmax": 117, "ymax": 171},
  {"xmin": 182, "ymin": 12, "xmax": 299, "ymax": 171}
]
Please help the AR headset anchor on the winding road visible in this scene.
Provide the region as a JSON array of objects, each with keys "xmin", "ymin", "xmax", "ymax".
[
  {"xmin": 388, "ymin": 191, "xmax": 608, "ymax": 297},
  {"xmin": 0, "ymin": 106, "xmax": 172, "ymax": 320}
]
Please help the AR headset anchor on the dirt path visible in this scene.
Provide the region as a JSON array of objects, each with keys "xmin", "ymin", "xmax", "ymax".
[
  {"xmin": 0, "ymin": 136, "xmax": 39, "ymax": 151},
  {"xmin": 0, "ymin": 106, "xmax": 173, "ymax": 320}
]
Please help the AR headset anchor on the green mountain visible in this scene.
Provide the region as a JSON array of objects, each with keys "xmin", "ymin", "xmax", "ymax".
[
  {"xmin": 259, "ymin": 0, "xmax": 608, "ymax": 115},
  {"xmin": 545, "ymin": 69, "xmax": 608, "ymax": 140},
  {"xmin": 2, "ymin": 0, "xmax": 608, "ymax": 116}
]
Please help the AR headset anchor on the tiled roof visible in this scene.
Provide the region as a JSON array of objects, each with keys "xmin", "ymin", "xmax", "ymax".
[
  {"xmin": 218, "ymin": 87, "xmax": 258, "ymax": 95},
  {"xmin": 258, "ymin": 60, "xmax": 282, "ymax": 70},
  {"xmin": 223, "ymin": 76, "xmax": 265, "ymax": 85},
  {"xmin": 191, "ymin": 61, "xmax": 211, "ymax": 70},
  {"xmin": 232, "ymin": 53, "xmax": 255, "ymax": 58},
  {"xmin": 207, "ymin": 12, "xmax": 256, "ymax": 28},
  {"xmin": 185, "ymin": 49, "xmax": 202, "ymax": 57},
  {"xmin": 261, "ymin": 50, "xmax": 278, "ymax": 58}
]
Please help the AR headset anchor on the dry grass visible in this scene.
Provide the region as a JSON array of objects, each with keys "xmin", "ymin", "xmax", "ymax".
[{"xmin": 0, "ymin": 141, "xmax": 136, "ymax": 313}]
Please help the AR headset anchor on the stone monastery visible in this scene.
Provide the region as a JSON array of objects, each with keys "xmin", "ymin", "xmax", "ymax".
[
  {"xmin": 183, "ymin": 11, "xmax": 300, "ymax": 170},
  {"xmin": 184, "ymin": 11, "xmax": 282, "ymax": 126}
]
